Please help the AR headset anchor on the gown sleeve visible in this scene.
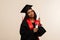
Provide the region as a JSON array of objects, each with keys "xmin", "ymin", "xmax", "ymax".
[
  {"xmin": 20, "ymin": 23, "xmax": 33, "ymax": 36},
  {"xmin": 37, "ymin": 24, "xmax": 46, "ymax": 37},
  {"xmin": 20, "ymin": 20, "xmax": 34, "ymax": 39}
]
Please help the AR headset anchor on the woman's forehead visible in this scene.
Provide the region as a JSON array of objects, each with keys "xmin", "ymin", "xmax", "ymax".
[{"xmin": 27, "ymin": 9, "xmax": 33, "ymax": 12}]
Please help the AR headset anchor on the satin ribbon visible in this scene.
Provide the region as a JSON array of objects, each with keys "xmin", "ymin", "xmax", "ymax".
[{"xmin": 26, "ymin": 19, "xmax": 41, "ymax": 30}]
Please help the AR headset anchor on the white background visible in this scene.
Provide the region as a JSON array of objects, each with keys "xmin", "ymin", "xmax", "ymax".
[{"xmin": 0, "ymin": 0, "xmax": 60, "ymax": 40}]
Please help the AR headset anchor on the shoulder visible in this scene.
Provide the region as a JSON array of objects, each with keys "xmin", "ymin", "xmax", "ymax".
[
  {"xmin": 22, "ymin": 20, "xmax": 26, "ymax": 24},
  {"xmin": 21, "ymin": 20, "xmax": 27, "ymax": 26}
]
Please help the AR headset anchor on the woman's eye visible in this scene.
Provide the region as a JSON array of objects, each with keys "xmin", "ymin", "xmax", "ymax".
[{"xmin": 27, "ymin": 10, "xmax": 34, "ymax": 14}]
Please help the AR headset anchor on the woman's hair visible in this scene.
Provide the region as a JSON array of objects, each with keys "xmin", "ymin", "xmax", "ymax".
[{"xmin": 23, "ymin": 10, "xmax": 37, "ymax": 21}]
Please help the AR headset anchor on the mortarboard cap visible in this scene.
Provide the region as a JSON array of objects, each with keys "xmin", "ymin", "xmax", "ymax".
[{"xmin": 21, "ymin": 4, "xmax": 32, "ymax": 13}]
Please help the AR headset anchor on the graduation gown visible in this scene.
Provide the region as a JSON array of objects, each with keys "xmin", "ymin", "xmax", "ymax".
[{"xmin": 20, "ymin": 20, "xmax": 46, "ymax": 40}]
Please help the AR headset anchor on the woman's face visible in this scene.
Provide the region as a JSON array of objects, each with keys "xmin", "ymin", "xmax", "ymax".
[{"xmin": 27, "ymin": 9, "xmax": 35, "ymax": 18}]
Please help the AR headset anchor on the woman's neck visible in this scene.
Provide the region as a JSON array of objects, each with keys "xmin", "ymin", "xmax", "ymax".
[{"xmin": 29, "ymin": 18, "xmax": 35, "ymax": 23}]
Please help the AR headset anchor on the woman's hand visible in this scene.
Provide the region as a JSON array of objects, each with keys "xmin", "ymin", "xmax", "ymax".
[{"xmin": 33, "ymin": 28, "xmax": 38, "ymax": 32}]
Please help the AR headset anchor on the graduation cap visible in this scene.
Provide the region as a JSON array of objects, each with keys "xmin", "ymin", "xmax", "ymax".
[{"xmin": 21, "ymin": 4, "xmax": 33, "ymax": 13}]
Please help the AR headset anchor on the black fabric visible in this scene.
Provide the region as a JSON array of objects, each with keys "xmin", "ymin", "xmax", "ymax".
[
  {"xmin": 37, "ymin": 26, "xmax": 46, "ymax": 37},
  {"xmin": 20, "ymin": 20, "xmax": 46, "ymax": 40},
  {"xmin": 32, "ymin": 23, "xmax": 46, "ymax": 37},
  {"xmin": 21, "ymin": 4, "xmax": 32, "ymax": 13}
]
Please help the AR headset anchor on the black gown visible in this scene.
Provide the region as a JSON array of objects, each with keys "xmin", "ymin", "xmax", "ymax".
[{"xmin": 20, "ymin": 20, "xmax": 46, "ymax": 40}]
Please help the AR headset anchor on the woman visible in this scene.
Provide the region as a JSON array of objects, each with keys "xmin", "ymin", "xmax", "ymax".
[{"xmin": 20, "ymin": 4, "xmax": 46, "ymax": 40}]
